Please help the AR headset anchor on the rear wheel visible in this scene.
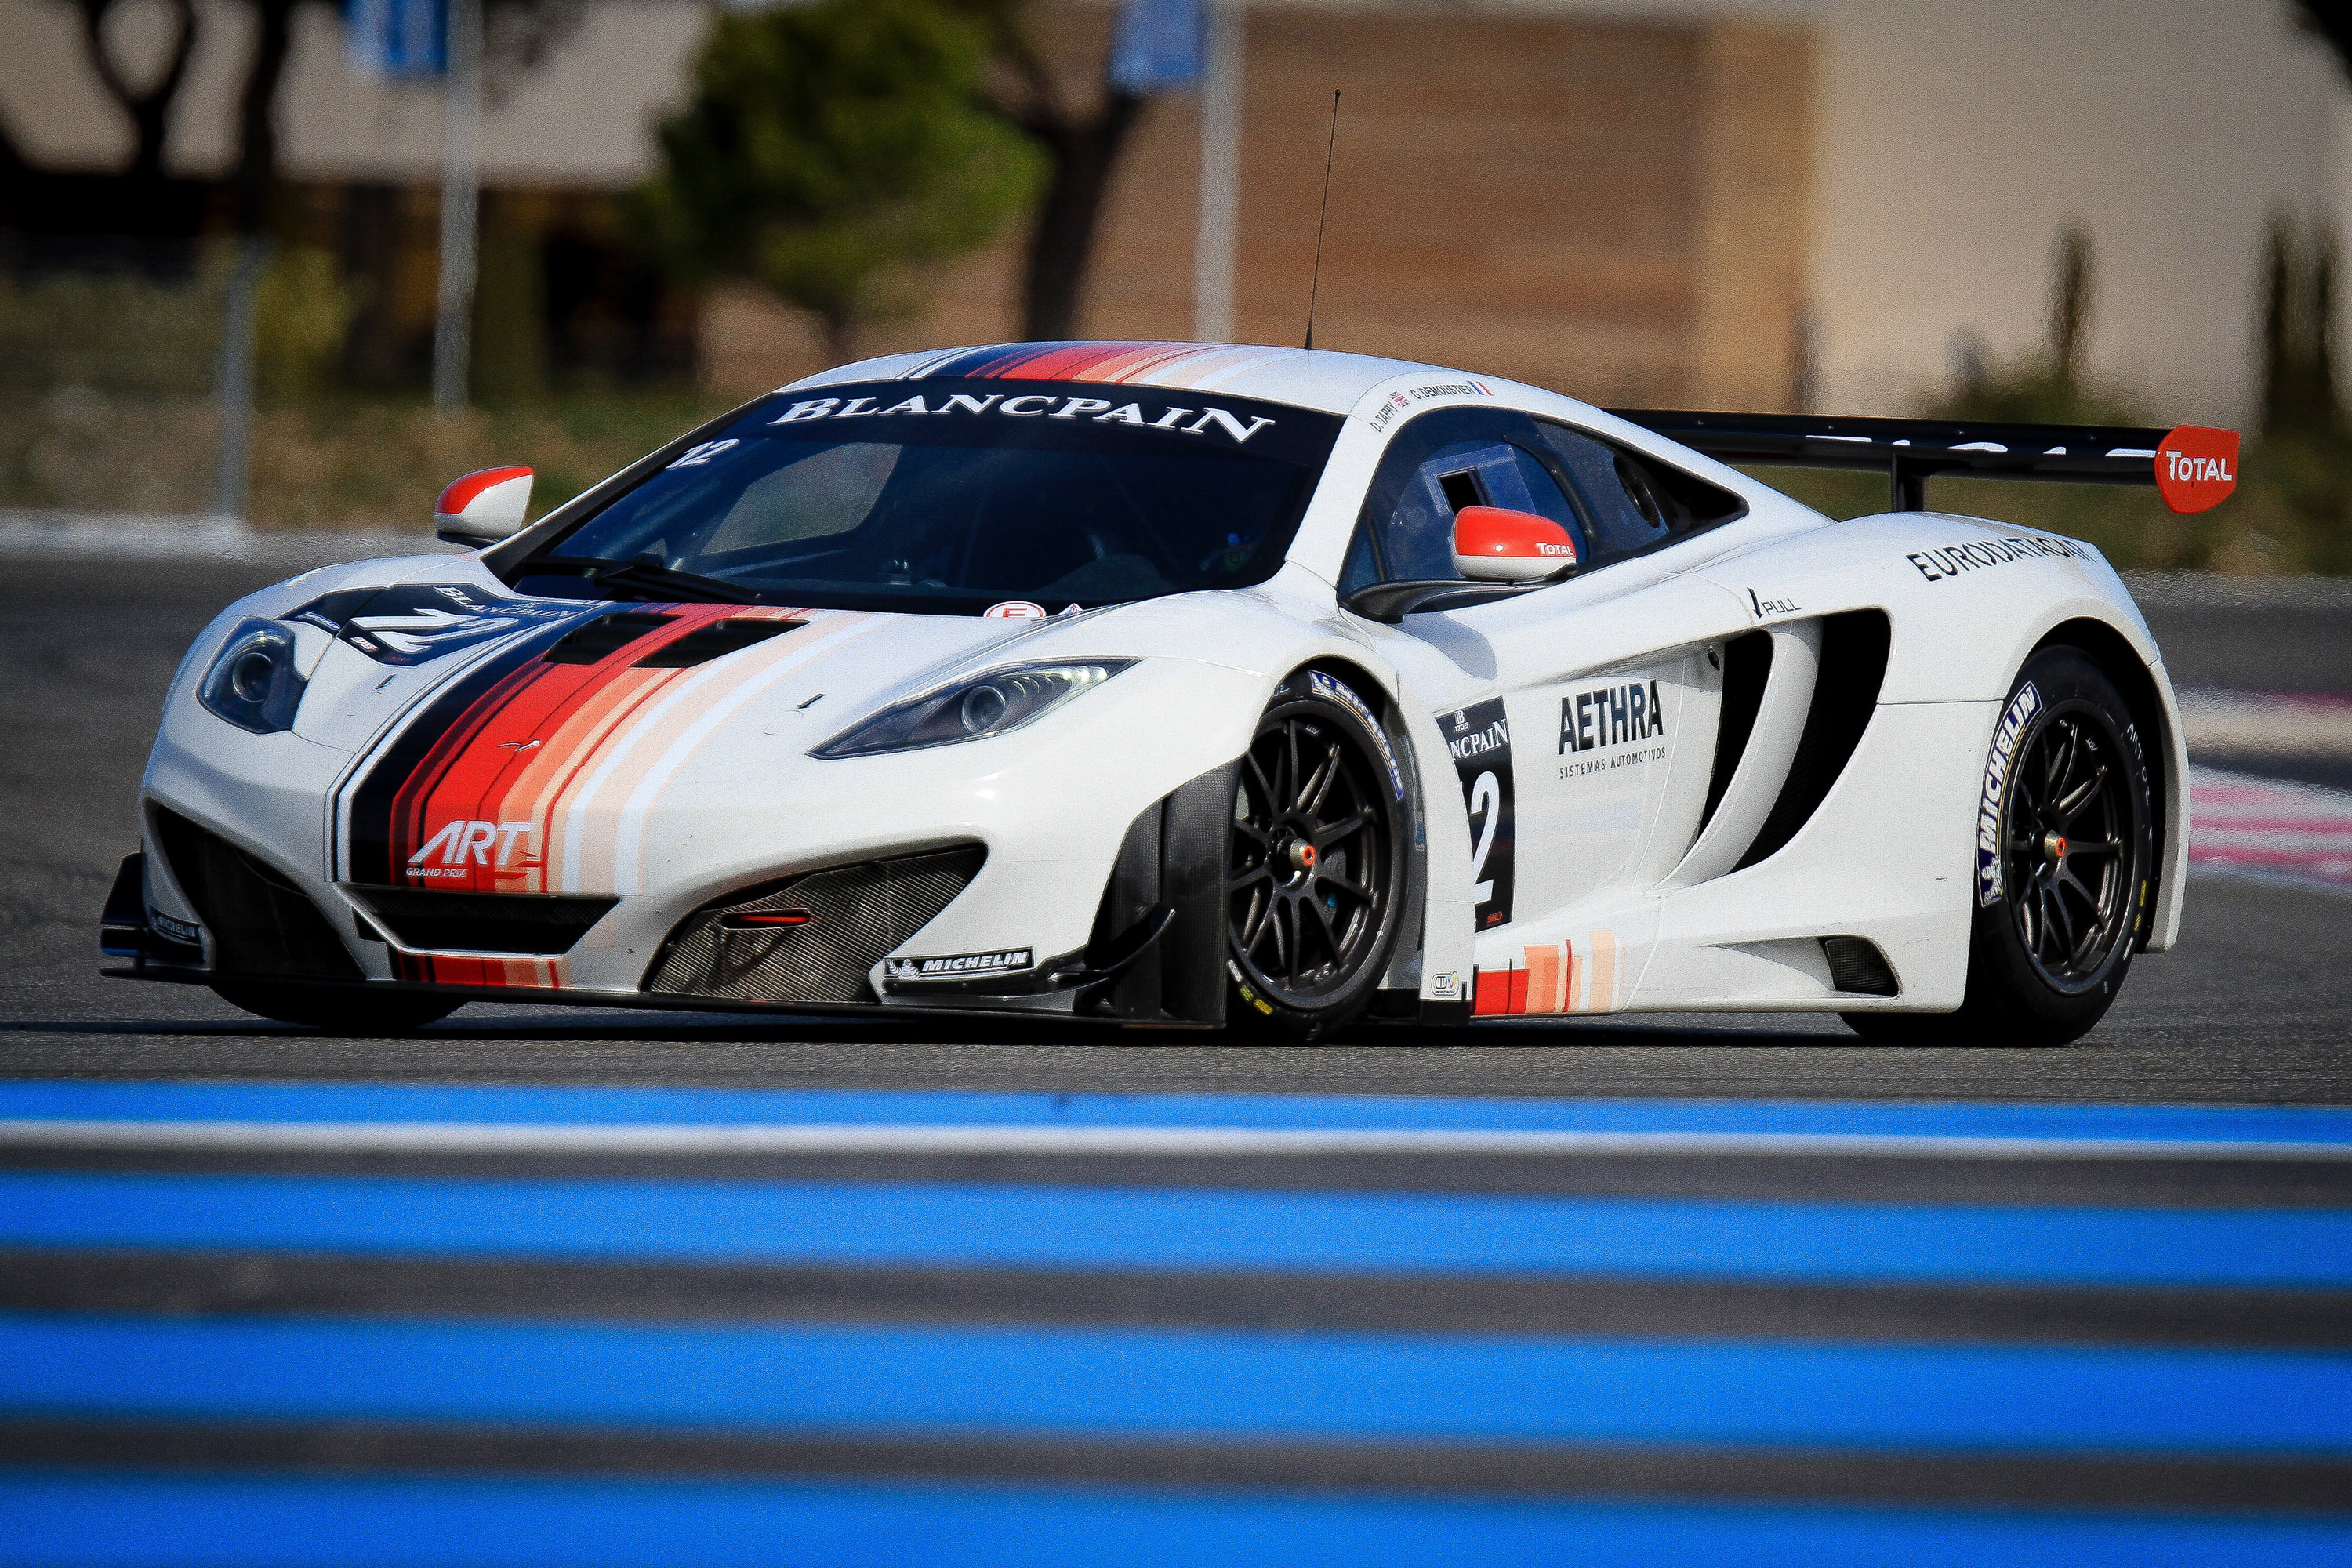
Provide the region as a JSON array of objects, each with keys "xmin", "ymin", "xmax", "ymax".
[
  {"xmin": 1844, "ymin": 646, "xmax": 2152, "ymax": 1046},
  {"xmin": 211, "ymin": 979, "xmax": 460, "ymax": 1033},
  {"xmin": 1225, "ymin": 673, "xmax": 1410, "ymax": 1039}
]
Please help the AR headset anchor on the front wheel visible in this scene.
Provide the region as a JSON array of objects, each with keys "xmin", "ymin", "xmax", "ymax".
[
  {"xmin": 1845, "ymin": 645, "xmax": 2153, "ymax": 1046},
  {"xmin": 211, "ymin": 979, "xmax": 460, "ymax": 1033},
  {"xmin": 1225, "ymin": 672, "xmax": 1410, "ymax": 1040}
]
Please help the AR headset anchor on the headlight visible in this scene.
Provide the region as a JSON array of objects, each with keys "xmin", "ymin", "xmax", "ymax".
[
  {"xmin": 198, "ymin": 619, "xmax": 307, "ymax": 734},
  {"xmin": 811, "ymin": 660, "xmax": 1133, "ymax": 758}
]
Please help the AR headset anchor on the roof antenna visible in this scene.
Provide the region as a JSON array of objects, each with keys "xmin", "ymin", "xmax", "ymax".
[{"xmin": 1303, "ymin": 90, "xmax": 1339, "ymax": 352}]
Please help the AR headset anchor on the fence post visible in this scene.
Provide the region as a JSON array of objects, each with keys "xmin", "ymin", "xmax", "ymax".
[
  {"xmin": 213, "ymin": 236, "xmax": 268, "ymax": 522},
  {"xmin": 432, "ymin": 0, "xmax": 483, "ymax": 412},
  {"xmin": 1192, "ymin": 0, "xmax": 1243, "ymax": 344}
]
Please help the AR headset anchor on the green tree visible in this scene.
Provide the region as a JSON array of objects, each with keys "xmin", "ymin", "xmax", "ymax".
[
  {"xmin": 639, "ymin": 0, "xmax": 1042, "ymax": 362},
  {"xmin": 2258, "ymin": 216, "xmax": 2345, "ymax": 441},
  {"xmin": 959, "ymin": 0, "xmax": 1150, "ymax": 341}
]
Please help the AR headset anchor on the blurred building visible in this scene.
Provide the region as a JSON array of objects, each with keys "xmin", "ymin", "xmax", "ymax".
[{"xmin": 1, "ymin": 0, "xmax": 2344, "ymax": 420}]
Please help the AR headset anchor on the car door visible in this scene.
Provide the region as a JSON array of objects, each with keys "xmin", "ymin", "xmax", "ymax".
[{"xmin": 1345, "ymin": 405, "xmax": 1755, "ymax": 953}]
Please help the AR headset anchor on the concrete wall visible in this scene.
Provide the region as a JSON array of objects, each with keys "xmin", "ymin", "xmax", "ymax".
[{"xmin": 1796, "ymin": 0, "xmax": 2346, "ymax": 423}]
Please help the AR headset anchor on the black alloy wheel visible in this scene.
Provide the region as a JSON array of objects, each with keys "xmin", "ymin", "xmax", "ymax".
[
  {"xmin": 1844, "ymin": 646, "xmax": 2151, "ymax": 1047},
  {"xmin": 1226, "ymin": 674, "xmax": 1407, "ymax": 1036},
  {"xmin": 2002, "ymin": 706, "xmax": 2136, "ymax": 986}
]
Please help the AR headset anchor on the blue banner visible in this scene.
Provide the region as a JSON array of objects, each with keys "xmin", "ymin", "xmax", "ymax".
[
  {"xmin": 345, "ymin": 0, "xmax": 445, "ymax": 78},
  {"xmin": 1109, "ymin": 0, "xmax": 1203, "ymax": 94}
]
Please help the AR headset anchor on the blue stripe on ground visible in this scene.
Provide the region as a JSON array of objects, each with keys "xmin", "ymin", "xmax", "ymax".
[
  {"xmin": 3, "ymin": 1315, "xmax": 2347, "ymax": 1453},
  {"xmin": 2, "ymin": 1173, "xmax": 2347, "ymax": 1289},
  {"xmin": 2, "ymin": 1473, "xmax": 2347, "ymax": 1568},
  {"xmin": 3, "ymin": 1081, "xmax": 2349, "ymax": 1145}
]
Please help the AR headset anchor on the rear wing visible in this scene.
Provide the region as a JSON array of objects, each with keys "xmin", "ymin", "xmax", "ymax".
[{"xmin": 1605, "ymin": 410, "xmax": 2238, "ymax": 516}]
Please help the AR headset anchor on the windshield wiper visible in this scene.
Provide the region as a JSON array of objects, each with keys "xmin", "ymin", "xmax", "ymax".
[{"xmin": 519, "ymin": 554, "xmax": 759, "ymax": 605}]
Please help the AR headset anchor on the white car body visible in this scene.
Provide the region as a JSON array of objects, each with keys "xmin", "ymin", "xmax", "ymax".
[{"xmin": 117, "ymin": 341, "xmax": 2190, "ymax": 1027}]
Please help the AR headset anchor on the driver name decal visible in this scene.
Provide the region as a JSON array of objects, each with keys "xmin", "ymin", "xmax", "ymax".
[{"xmin": 1441, "ymin": 698, "xmax": 1515, "ymax": 930}]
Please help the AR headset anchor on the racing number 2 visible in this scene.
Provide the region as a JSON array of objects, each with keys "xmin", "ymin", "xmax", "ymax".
[
  {"xmin": 1443, "ymin": 698, "xmax": 1516, "ymax": 929},
  {"xmin": 1468, "ymin": 771, "xmax": 1502, "ymax": 906}
]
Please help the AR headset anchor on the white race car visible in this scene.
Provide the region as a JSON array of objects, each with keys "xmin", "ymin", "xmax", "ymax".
[{"xmin": 103, "ymin": 341, "xmax": 2239, "ymax": 1042}]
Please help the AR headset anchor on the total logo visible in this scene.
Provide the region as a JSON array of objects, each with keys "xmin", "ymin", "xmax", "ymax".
[
  {"xmin": 408, "ymin": 818, "xmax": 537, "ymax": 880},
  {"xmin": 2153, "ymin": 426, "xmax": 2239, "ymax": 515},
  {"xmin": 2165, "ymin": 450, "xmax": 2231, "ymax": 484}
]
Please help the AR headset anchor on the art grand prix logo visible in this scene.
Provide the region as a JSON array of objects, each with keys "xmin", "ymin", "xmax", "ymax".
[{"xmin": 408, "ymin": 819, "xmax": 537, "ymax": 880}]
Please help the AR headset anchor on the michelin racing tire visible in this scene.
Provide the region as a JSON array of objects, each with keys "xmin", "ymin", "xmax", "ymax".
[
  {"xmin": 1844, "ymin": 647, "xmax": 2152, "ymax": 1047},
  {"xmin": 211, "ymin": 979, "xmax": 460, "ymax": 1033},
  {"xmin": 1225, "ymin": 671, "xmax": 1410, "ymax": 1040}
]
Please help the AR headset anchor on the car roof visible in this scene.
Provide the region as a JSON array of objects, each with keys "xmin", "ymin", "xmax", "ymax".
[{"xmin": 785, "ymin": 341, "xmax": 1475, "ymax": 417}]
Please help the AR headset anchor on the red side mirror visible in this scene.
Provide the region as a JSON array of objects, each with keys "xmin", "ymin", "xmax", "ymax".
[
  {"xmin": 434, "ymin": 466, "xmax": 535, "ymax": 542},
  {"xmin": 1454, "ymin": 505, "xmax": 1577, "ymax": 583}
]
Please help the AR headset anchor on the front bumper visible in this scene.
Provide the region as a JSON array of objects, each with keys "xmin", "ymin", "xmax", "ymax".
[{"xmin": 123, "ymin": 654, "xmax": 1267, "ymax": 1018}]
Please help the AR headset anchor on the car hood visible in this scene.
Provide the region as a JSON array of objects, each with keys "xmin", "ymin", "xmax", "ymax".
[{"xmin": 267, "ymin": 565, "xmax": 1232, "ymax": 896}]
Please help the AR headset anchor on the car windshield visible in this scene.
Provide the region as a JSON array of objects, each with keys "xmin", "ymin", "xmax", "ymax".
[{"xmin": 513, "ymin": 379, "xmax": 1343, "ymax": 615}]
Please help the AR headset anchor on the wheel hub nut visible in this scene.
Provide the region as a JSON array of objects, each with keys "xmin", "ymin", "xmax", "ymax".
[
  {"xmin": 2042, "ymin": 831, "xmax": 2068, "ymax": 862},
  {"xmin": 1289, "ymin": 840, "xmax": 1317, "ymax": 875}
]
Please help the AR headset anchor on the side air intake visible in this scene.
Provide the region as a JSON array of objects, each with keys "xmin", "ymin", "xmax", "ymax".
[
  {"xmin": 343, "ymin": 887, "xmax": 618, "ymax": 955},
  {"xmin": 643, "ymin": 846, "xmax": 985, "ymax": 1004},
  {"xmin": 1821, "ymin": 935, "xmax": 1900, "ymax": 996},
  {"xmin": 1733, "ymin": 611, "xmax": 1892, "ymax": 871},
  {"xmin": 150, "ymin": 808, "xmax": 361, "ymax": 982},
  {"xmin": 1697, "ymin": 631, "xmax": 1772, "ymax": 837}
]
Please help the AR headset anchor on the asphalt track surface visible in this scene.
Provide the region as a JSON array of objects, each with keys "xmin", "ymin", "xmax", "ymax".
[{"xmin": 2, "ymin": 550, "xmax": 2350, "ymax": 1563}]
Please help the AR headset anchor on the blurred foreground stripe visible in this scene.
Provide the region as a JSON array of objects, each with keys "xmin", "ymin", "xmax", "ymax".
[
  {"xmin": 0, "ymin": 1173, "xmax": 2345, "ymax": 1288},
  {"xmin": 4, "ymin": 1082, "xmax": 2345, "ymax": 1552},
  {"xmin": 2, "ymin": 1315, "xmax": 2347, "ymax": 1452},
  {"xmin": 7, "ymin": 1081, "xmax": 2350, "ymax": 1146},
  {"xmin": 2, "ymin": 1472, "xmax": 2347, "ymax": 1568}
]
